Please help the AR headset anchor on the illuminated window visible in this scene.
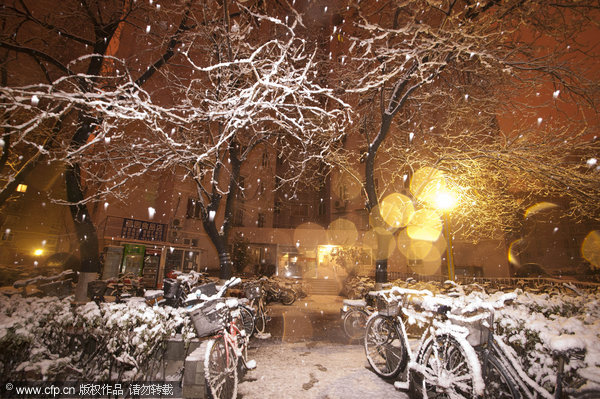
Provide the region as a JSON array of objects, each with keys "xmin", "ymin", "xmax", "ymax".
[{"xmin": 16, "ymin": 184, "xmax": 27, "ymax": 193}]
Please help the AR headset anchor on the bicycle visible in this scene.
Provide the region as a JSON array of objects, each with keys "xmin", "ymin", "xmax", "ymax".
[
  {"xmin": 187, "ymin": 277, "xmax": 256, "ymax": 399},
  {"xmin": 262, "ymin": 278, "xmax": 296, "ymax": 305},
  {"xmin": 244, "ymin": 281, "xmax": 269, "ymax": 335},
  {"xmin": 340, "ymin": 297, "xmax": 374, "ymax": 341},
  {"xmin": 466, "ymin": 297, "xmax": 600, "ymax": 399},
  {"xmin": 363, "ymin": 286, "xmax": 484, "ymax": 398}
]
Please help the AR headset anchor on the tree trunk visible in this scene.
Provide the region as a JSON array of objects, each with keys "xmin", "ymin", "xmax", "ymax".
[
  {"xmin": 67, "ymin": 120, "xmax": 102, "ymax": 301},
  {"xmin": 365, "ymin": 113, "xmax": 394, "ymax": 284}
]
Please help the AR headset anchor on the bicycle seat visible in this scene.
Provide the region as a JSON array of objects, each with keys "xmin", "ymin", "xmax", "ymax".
[{"xmin": 549, "ymin": 334, "xmax": 586, "ymax": 358}]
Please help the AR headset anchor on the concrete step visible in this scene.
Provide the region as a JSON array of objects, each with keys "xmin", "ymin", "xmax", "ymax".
[{"xmin": 306, "ymin": 279, "xmax": 341, "ymax": 296}]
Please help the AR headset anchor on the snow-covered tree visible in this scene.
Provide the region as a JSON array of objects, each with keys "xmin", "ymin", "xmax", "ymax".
[
  {"xmin": 77, "ymin": 1, "xmax": 351, "ymax": 279},
  {"xmin": 326, "ymin": 0, "xmax": 600, "ymax": 282},
  {"xmin": 0, "ymin": 0, "xmax": 195, "ymax": 289}
]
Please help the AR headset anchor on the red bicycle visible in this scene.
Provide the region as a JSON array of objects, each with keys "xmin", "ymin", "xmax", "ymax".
[{"xmin": 187, "ymin": 277, "xmax": 256, "ymax": 399}]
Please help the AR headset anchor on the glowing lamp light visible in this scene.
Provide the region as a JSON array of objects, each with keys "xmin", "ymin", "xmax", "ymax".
[
  {"xmin": 16, "ymin": 184, "xmax": 27, "ymax": 193},
  {"xmin": 433, "ymin": 189, "xmax": 457, "ymax": 211},
  {"xmin": 34, "ymin": 249, "xmax": 44, "ymax": 256}
]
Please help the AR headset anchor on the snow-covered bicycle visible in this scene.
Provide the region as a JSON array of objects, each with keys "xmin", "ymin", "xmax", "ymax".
[
  {"xmin": 340, "ymin": 298, "xmax": 374, "ymax": 341},
  {"xmin": 467, "ymin": 297, "xmax": 600, "ymax": 399},
  {"xmin": 364, "ymin": 286, "xmax": 484, "ymax": 398},
  {"xmin": 187, "ymin": 277, "xmax": 256, "ymax": 399}
]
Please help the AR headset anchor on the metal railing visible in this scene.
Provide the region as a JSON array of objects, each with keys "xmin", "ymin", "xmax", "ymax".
[{"xmin": 386, "ymin": 271, "xmax": 600, "ymax": 291}]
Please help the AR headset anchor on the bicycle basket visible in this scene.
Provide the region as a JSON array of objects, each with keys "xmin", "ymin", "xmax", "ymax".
[
  {"xmin": 189, "ymin": 299, "xmax": 229, "ymax": 338},
  {"xmin": 193, "ymin": 281, "xmax": 217, "ymax": 297},
  {"xmin": 456, "ymin": 312, "xmax": 492, "ymax": 347},
  {"xmin": 376, "ymin": 295, "xmax": 401, "ymax": 317},
  {"xmin": 163, "ymin": 278, "xmax": 180, "ymax": 299},
  {"xmin": 244, "ymin": 283, "xmax": 262, "ymax": 300}
]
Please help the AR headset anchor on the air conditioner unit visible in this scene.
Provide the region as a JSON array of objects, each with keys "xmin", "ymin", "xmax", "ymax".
[
  {"xmin": 170, "ymin": 230, "xmax": 181, "ymax": 243},
  {"xmin": 171, "ymin": 218, "xmax": 182, "ymax": 229}
]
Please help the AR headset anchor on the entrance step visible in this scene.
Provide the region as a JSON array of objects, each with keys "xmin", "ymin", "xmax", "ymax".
[{"xmin": 306, "ymin": 278, "xmax": 341, "ymax": 296}]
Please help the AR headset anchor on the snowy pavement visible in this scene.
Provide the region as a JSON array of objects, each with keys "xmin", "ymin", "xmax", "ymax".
[
  {"xmin": 236, "ymin": 295, "xmax": 408, "ymax": 398},
  {"xmin": 238, "ymin": 338, "xmax": 408, "ymax": 399}
]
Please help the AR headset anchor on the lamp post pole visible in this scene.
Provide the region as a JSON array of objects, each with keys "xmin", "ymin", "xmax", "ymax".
[{"xmin": 443, "ymin": 210, "xmax": 455, "ymax": 281}]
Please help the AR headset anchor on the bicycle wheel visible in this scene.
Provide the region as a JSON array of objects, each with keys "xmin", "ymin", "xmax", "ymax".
[
  {"xmin": 280, "ymin": 289, "xmax": 296, "ymax": 305},
  {"xmin": 483, "ymin": 353, "xmax": 519, "ymax": 398},
  {"xmin": 364, "ymin": 314, "xmax": 408, "ymax": 379},
  {"xmin": 343, "ymin": 309, "xmax": 369, "ymax": 341},
  {"xmin": 254, "ymin": 300, "xmax": 267, "ymax": 334},
  {"xmin": 204, "ymin": 337, "xmax": 238, "ymax": 399},
  {"xmin": 239, "ymin": 305, "xmax": 255, "ymax": 337},
  {"xmin": 415, "ymin": 333, "xmax": 477, "ymax": 399}
]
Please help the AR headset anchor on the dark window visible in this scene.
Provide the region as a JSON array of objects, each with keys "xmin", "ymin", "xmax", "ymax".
[
  {"xmin": 234, "ymin": 209, "xmax": 244, "ymax": 227},
  {"xmin": 257, "ymin": 213, "xmax": 265, "ymax": 228},
  {"xmin": 262, "ymin": 150, "xmax": 269, "ymax": 167},
  {"xmin": 186, "ymin": 197, "xmax": 201, "ymax": 219}
]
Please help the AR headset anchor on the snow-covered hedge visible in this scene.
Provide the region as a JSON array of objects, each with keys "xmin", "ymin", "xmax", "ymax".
[
  {"xmin": 495, "ymin": 288, "xmax": 600, "ymax": 392},
  {"xmin": 0, "ymin": 295, "xmax": 196, "ymax": 381}
]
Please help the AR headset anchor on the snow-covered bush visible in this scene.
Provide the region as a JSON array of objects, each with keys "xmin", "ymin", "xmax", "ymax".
[
  {"xmin": 0, "ymin": 294, "xmax": 196, "ymax": 381},
  {"xmin": 495, "ymin": 288, "xmax": 600, "ymax": 392}
]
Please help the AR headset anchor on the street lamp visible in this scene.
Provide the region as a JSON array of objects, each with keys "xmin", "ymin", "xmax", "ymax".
[{"xmin": 433, "ymin": 188, "xmax": 458, "ymax": 281}]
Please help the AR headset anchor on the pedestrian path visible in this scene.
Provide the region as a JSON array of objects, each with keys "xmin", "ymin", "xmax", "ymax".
[
  {"xmin": 235, "ymin": 295, "xmax": 409, "ymax": 398},
  {"xmin": 267, "ymin": 295, "xmax": 346, "ymax": 342},
  {"xmin": 238, "ymin": 340, "xmax": 408, "ymax": 399}
]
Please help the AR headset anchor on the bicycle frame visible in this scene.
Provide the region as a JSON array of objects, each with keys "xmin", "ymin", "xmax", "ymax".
[{"xmin": 365, "ymin": 288, "xmax": 484, "ymax": 397}]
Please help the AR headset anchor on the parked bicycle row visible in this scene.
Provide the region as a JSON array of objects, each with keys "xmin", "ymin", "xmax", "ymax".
[{"xmin": 340, "ymin": 280, "xmax": 600, "ymax": 398}]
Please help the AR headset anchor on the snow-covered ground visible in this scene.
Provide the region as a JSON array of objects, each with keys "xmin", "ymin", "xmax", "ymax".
[{"xmin": 238, "ymin": 339, "xmax": 405, "ymax": 399}]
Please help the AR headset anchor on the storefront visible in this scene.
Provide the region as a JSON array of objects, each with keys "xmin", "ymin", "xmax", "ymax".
[{"xmin": 101, "ymin": 244, "xmax": 204, "ymax": 289}]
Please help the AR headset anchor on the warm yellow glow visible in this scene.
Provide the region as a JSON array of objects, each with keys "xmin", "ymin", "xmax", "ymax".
[
  {"xmin": 293, "ymin": 222, "xmax": 325, "ymax": 249},
  {"xmin": 508, "ymin": 239, "xmax": 524, "ymax": 266},
  {"xmin": 582, "ymin": 230, "xmax": 600, "ymax": 270},
  {"xmin": 317, "ymin": 245, "xmax": 340, "ymax": 264},
  {"xmin": 410, "ymin": 167, "xmax": 446, "ymax": 205},
  {"xmin": 34, "ymin": 249, "xmax": 44, "ymax": 256},
  {"xmin": 379, "ymin": 193, "xmax": 415, "ymax": 228},
  {"xmin": 433, "ymin": 189, "xmax": 458, "ymax": 211},
  {"xmin": 407, "ymin": 209, "xmax": 444, "ymax": 241},
  {"xmin": 16, "ymin": 184, "xmax": 27, "ymax": 193},
  {"xmin": 327, "ymin": 218, "xmax": 358, "ymax": 246},
  {"xmin": 524, "ymin": 202, "xmax": 559, "ymax": 218}
]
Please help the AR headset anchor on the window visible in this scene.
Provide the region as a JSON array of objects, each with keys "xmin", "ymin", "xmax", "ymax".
[
  {"xmin": 257, "ymin": 213, "xmax": 265, "ymax": 228},
  {"xmin": 261, "ymin": 150, "xmax": 269, "ymax": 167},
  {"xmin": 318, "ymin": 199, "xmax": 326, "ymax": 216},
  {"xmin": 1, "ymin": 229, "xmax": 14, "ymax": 241},
  {"xmin": 274, "ymin": 200, "xmax": 281, "ymax": 215},
  {"xmin": 186, "ymin": 197, "xmax": 201, "ymax": 219},
  {"xmin": 233, "ymin": 209, "xmax": 244, "ymax": 227}
]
